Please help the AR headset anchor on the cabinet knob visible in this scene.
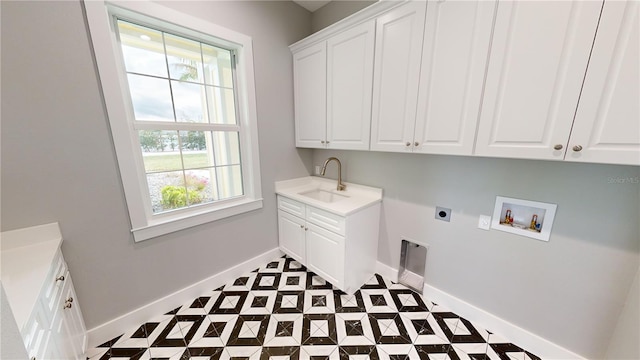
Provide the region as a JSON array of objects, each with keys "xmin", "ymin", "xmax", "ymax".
[
  {"xmin": 326, "ymin": 141, "xmax": 330, "ymax": 144},
  {"xmin": 572, "ymin": 145, "xmax": 583, "ymax": 152},
  {"xmin": 304, "ymin": 227, "xmax": 308, "ymax": 231},
  {"xmin": 66, "ymin": 297, "xmax": 74, "ymax": 303},
  {"xmin": 63, "ymin": 302, "xmax": 72, "ymax": 309},
  {"xmin": 55, "ymin": 275, "xmax": 65, "ymax": 282},
  {"xmin": 321, "ymin": 140, "xmax": 325, "ymax": 144},
  {"xmin": 414, "ymin": 142, "xmax": 420, "ymax": 147},
  {"xmin": 553, "ymin": 144, "xmax": 563, "ymax": 150},
  {"xmin": 405, "ymin": 142, "xmax": 411, "ymax": 147},
  {"xmin": 300, "ymin": 224, "xmax": 304, "ymax": 229}
]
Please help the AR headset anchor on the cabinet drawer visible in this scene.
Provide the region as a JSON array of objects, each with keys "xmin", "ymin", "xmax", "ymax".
[
  {"xmin": 306, "ymin": 206, "xmax": 345, "ymax": 236},
  {"xmin": 278, "ymin": 196, "xmax": 305, "ymax": 217}
]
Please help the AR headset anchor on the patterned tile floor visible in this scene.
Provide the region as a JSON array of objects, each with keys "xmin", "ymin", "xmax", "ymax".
[{"xmin": 86, "ymin": 256, "xmax": 541, "ymax": 360}]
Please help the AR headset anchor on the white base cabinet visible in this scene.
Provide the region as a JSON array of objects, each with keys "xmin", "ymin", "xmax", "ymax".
[
  {"xmin": 1, "ymin": 223, "xmax": 87, "ymax": 360},
  {"xmin": 277, "ymin": 195, "xmax": 380, "ymax": 294}
]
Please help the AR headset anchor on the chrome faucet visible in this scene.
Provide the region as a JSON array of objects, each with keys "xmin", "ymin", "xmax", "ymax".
[{"xmin": 321, "ymin": 157, "xmax": 346, "ymax": 191}]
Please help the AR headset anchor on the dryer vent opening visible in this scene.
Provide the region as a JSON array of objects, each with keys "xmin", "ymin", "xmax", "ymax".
[{"xmin": 398, "ymin": 239, "xmax": 427, "ymax": 293}]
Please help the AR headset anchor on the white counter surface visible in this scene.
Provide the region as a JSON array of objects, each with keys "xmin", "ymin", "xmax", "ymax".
[
  {"xmin": 1, "ymin": 223, "xmax": 63, "ymax": 329},
  {"xmin": 275, "ymin": 176, "xmax": 382, "ymax": 216}
]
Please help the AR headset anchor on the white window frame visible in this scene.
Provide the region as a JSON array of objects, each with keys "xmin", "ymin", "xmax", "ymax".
[{"xmin": 85, "ymin": 0, "xmax": 262, "ymax": 242}]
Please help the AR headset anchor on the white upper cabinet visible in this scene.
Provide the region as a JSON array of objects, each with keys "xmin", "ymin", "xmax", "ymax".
[
  {"xmin": 291, "ymin": 0, "xmax": 637, "ymax": 166},
  {"xmin": 370, "ymin": 1, "xmax": 427, "ymax": 152},
  {"xmin": 327, "ymin": 21, "xmax": 376, "ymax": 150},
  {"xmin": 293, "ymin": 42, "xmax": 326, "ymax": 148},
  {"xmin": 414, "ymin": 0, "xmax": 496, "ymax": 155},
  {"xmin": 370, "ymin": 0, "xmax": 495, "ymax": 155},
  {"xmin": 567, "ymin": 0, "xmax": 640, "ymax": 166},
  {"xmin": 292, "ymin": 21, "xmax": 375, "ymax": 150},
  {"xmin": 475, "ymin": 1, "xmax": 602, "ymax": 160}
]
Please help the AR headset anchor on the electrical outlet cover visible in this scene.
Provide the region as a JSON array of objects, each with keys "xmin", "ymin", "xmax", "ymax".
[{"xmin": 435, "ymin": 206, "xmax": 451, "ymax": 222}]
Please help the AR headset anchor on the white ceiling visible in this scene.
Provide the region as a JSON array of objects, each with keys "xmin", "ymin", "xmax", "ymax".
[{"xmin": 293, "ymin": 0, "xmax": 332, "ymax": 12}]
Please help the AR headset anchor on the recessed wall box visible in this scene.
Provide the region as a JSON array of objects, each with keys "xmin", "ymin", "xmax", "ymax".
[{"xmin": 491, "ymin": 196, "xmax": 557, "ymax": 242}]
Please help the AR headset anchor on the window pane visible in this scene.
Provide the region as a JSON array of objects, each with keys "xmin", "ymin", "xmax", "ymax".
[
  {"xmin": 202, "ymin": 44, "xmax": 233, "ymax": 88},
  {"xmin": 217, "ymin": 165, "xmax": 243, "ymax": 199},
  {"xmin": 179, "ymin": 131, "xmax": 214, "ymax": 169},
  {"xmin": 140, "ymin": 130, "xmax": 181, "ymax": 172},
  {"xmin": 127, "ymin": 74, "xmax": 174, "ymax": 121},
  {"xmin": 213, "ymin": 131, "xmax": 241, "ymax": 165},
  {"xmin": 172, "ymin": 81, "xmax": 207, "ymax": 123},
  {"xmin": 147, "ymin": 171, "xmax": 186, "ymax": 213},
  {"xmin": 206, "ymin": 86, "xmax": 236, "ymax": 124},
  {"xmin": 118, "ymin": 21, "xmax": 168, "ymax": 78},
  {"xmin": 185, "ymin": 169, "xmax": 217, "ymax": 204},
  {"xmin": 165, "ymin": 33, "xmax": 205, "ymax": 82},
  {"xmin": 112, "ymin": 20, "xmax": 249, "ymax": 217}
]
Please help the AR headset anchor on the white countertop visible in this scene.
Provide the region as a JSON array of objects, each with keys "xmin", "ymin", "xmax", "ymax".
[
  {"xmin": 275, "ymin": 176, "xmax": 382, "ymax": 216},
  {"xmin": 1, "ymin": 223, "xmax": 63, "ymax": 329}
]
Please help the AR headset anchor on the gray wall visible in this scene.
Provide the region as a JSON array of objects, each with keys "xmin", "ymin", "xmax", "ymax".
[
  {"xmin": 313, "ymin": 149, "xmax": 640, "ymax": 359},
  {"xmin": 311, "ymin": 0, "xmax": 377, "ymax": 32},
  {"xmin": 606, "ymin": 266, "xmax": 640, "ymax": 360},
  {"xmin": 0, "ymin": 0, "xmax": 312, "ymax": 329}
]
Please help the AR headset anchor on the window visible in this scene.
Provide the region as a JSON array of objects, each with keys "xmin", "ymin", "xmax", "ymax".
[{"xmin": 85, "ymin": 1, "xmax": 262, "ymax": 241}]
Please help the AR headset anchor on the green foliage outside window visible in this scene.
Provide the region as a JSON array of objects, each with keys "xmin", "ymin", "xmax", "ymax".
[{"xmin": 161, "ymin": 185, "xmax": 202, "ymax": 209}]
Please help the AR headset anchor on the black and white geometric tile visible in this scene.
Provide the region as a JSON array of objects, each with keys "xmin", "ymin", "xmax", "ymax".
[{"xmin": 86, "ymin": 255, "xmax": 542, "ymax": 360}]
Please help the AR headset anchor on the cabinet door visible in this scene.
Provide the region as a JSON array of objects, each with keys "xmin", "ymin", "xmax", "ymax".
[
  {"xmin": 294, "ymin": 42, "xmax": 327, "ymax": 148},
  {"xmin": 475, "ymin": 1, "xmax": 602, "ymax": 160},
  {"xmin": 327, "ymin": 21, "xmax": 375, "ymax": 150},
  {"xmin": 414, "ymin": 0, "xmax": 495, "ymax": 155},
  {"xmin": 305, "ymin": 223, "xmax": 345, "ymax": 289},
  {"xmin": 567, "ymin": 0, "xmax": 640, "ymax": 165},
  {"xmin": 370, "ymin": 2, "xmax": 427, "ymax": 152},
  {"xmin": 23, "ymin": 303, "xmax": 51, "ymax": 360},
  {"xmin": 61, "ymin": 276, "xmax": 87, "ymax": 360},
  {"xmin": 47, "ymin": 304, "xmax": 66, "ymax": 360},
  {"xmin": 278, "ymin": 210, "xmax": 306, "ymax": 263}
]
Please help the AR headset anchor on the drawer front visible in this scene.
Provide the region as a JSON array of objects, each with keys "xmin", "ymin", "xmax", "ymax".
[
  {"xmin": 42, "ymin": 252, "xmax": 67, "ymax": 318},
  {"xmin": 278, "ymin": 196, "xmax": 305, "ymax": 217},
  {"xmin": 306, "ymin": 206, "xmax": 346, "ymax": 236}
]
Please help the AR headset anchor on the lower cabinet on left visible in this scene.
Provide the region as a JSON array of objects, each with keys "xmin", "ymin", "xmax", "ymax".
[{"xmin": 1, "ymin": 223, "xmax": 87, "ymax": 360}]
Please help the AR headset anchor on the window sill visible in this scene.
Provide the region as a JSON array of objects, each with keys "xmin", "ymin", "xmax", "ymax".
[{"xmin": 131, "ymin": 198, "xmax": 263, "ymax": 242}]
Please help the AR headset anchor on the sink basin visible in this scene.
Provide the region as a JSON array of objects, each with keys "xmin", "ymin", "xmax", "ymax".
[
  {"xmin": 299, "ymin": 189, "xmax": 349, "ymax": 203},
  {"xmin": 276, "ymin": 176, "xmax": 382, "ymax": 216}
]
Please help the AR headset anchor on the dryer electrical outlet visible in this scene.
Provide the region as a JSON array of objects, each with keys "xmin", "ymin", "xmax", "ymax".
[{"xmin": 435, "ymin": 207, "xmax": 451, "ymax": 222}]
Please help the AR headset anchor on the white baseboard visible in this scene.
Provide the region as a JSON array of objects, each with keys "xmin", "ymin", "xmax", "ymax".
[
  {"xmin": 87, "ymin": 248, "xmax": 283, "ymax": 348},
  {"xmin": 375, "ymin": 261, "xmax": 585, "ymax": 360}
]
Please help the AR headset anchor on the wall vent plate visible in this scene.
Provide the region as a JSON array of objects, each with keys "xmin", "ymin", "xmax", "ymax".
[{"xmin": 435, "ymin": 206, "xmax": 451, "ymax": 222}]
